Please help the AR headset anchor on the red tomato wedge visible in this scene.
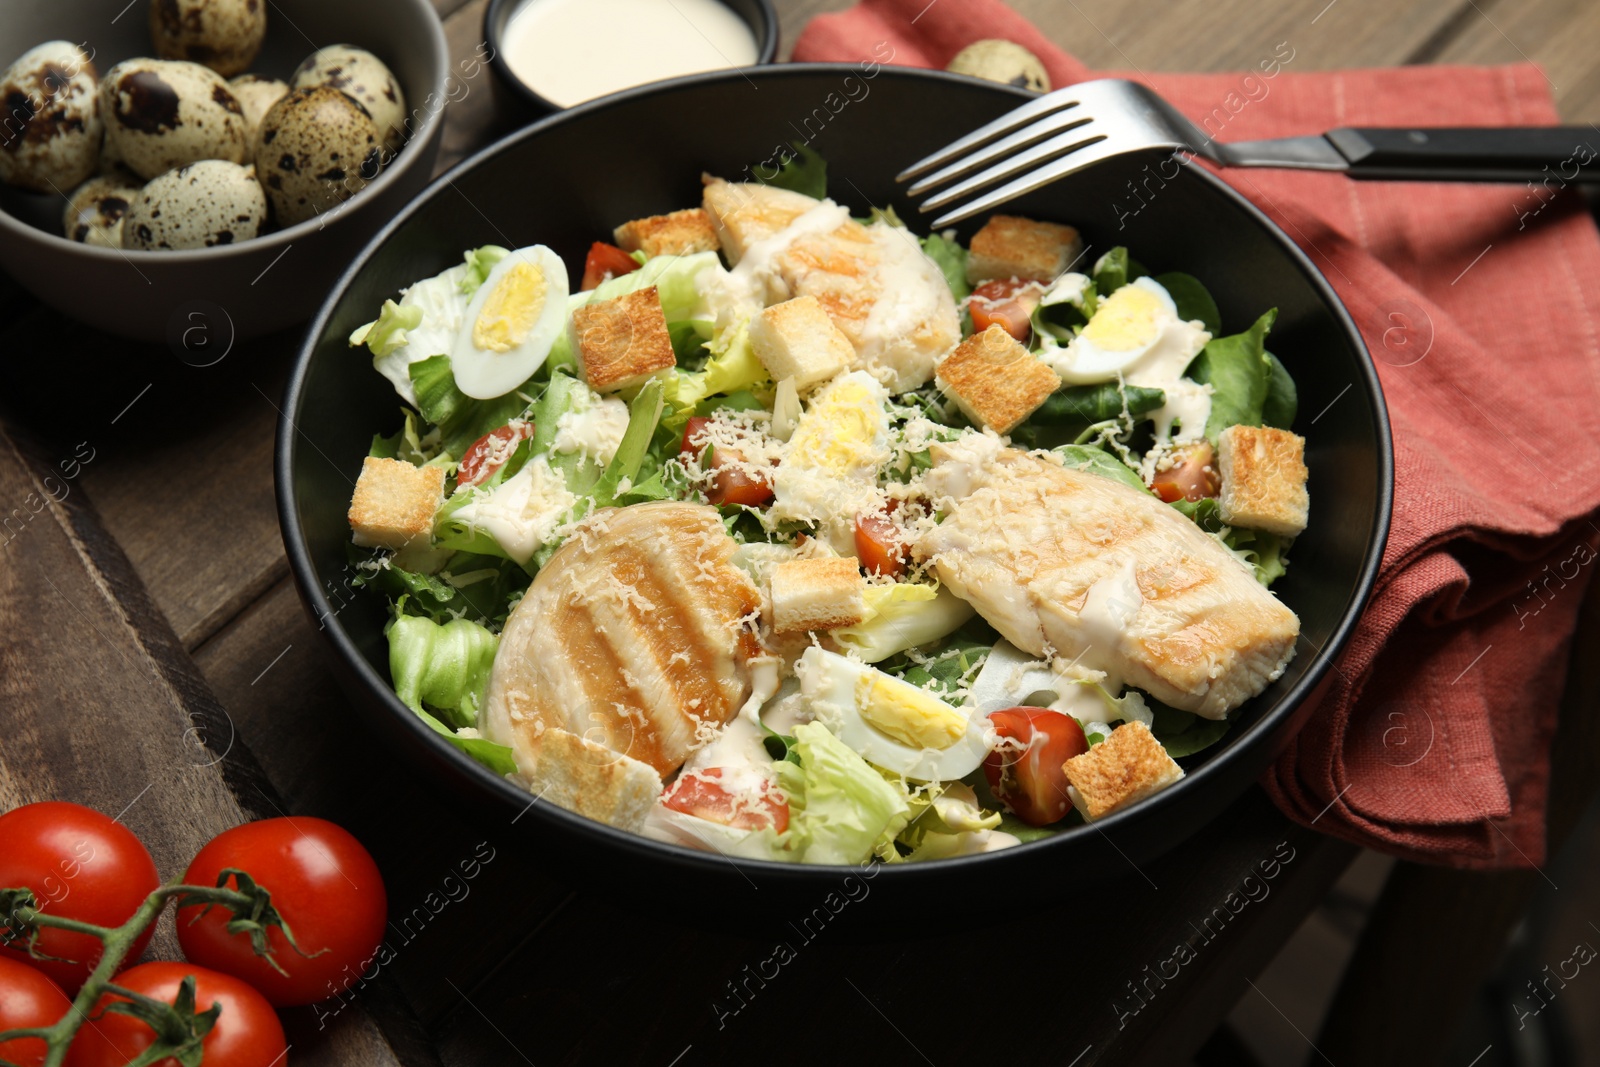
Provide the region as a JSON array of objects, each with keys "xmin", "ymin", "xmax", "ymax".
[
  {"xmin": 969, "ymin": 279, "xmax": 1044, "ymax": 341},
  {"xmin": 854, "ymin": 511, "xmax": 908, "ymax": 577},
  {"xmin": 982, "ymin": 708, "xmax": 1089, "ymax": 826},
  {"xmin": 1150, "ymin": 442, "xmax": 1220, "ymax": 503},
  {"xmin": 457, "ymin": 422, "xmax": 532, "ymax": 491},
  {"xmin": 580, "ymin": 242, "xmax": 641, "ymax": 291},
  {"xmin": 67, "ymin": 962, "xmax": 285, "ymax": 1067},
  {"xmin": 0, "ymin": 958, "xmax": 71, "ymax": 1067},
  {"xmin": 679, "ymin": 416, "xmax": 774, "ymax": 507},
  {"xmin": 663, "ymin": 769, "xmax": 789, "ymax": 833}
]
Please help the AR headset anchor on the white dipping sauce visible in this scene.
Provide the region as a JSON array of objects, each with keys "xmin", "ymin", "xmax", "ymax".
[{"xmin": 501, "ymin": 0, "xmax": 760, "ymax": 107}]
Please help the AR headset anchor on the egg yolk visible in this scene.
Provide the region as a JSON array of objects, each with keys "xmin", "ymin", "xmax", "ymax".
[
  {"xmin": 1079, "ymin": 284, "xmax": 1168, "ymax": 352},
  {"xmin": 473, "ymin": 262, "xmax": 547, "ymax": 353},
  {"xmin": 857, "ymin": 674, "xmax": 968, "ymax": 750},
  {"xmin": 787, "ymin": 380, "xmax": 883, "ymax": 476}
]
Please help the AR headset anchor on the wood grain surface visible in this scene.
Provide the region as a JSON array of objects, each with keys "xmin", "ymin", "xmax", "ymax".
[{"xmin": 3, "ymin": 0, "xmax": 1598, "ymax": 1064}]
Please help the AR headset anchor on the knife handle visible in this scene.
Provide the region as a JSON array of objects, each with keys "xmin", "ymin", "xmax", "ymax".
[{"xmin": 1327, "ymin": 127, "xmax": 1600, "ymax": 183}]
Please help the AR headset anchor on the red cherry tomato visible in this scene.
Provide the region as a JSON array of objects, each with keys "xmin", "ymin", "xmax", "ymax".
[
  {"xmin": 175, "ymin": 818, "xmax": 386, "ymax": 1008},
  {"xmin": 1150, "ymin": 442, "xmax": 1220, "ymax": 503},
  {"xmin": 854, "ymin": 512, "xmax": 908, "ymax": 578},
  {"xmin": 457, "ymin": 422, "xmax": 532, "ymax": 490},
  {"xmin": 0, "ymin": 957, "xmax": 72, "ymax": 1067},
  {"xmin": 580, "ymin": 242, "xmax": 641, "ymax": 291},
  {"xmin": 663, "ymin": 769, "xmax": 789, "ymax": 833},
  {"xmin": 67, "ymin": 962, "xmax": 285, "ymax": 1067},
  {"xmin": 969, "ymin": 279, "xmax": 1043, "ymax": 341},
  {"xmin": 982, "ymin": 708, "xmax": 1088, "ymax": 826},
  {"xmin": 678, "ymin": 416, "xmax": 774, "ymax": 507},
  {"xmin": 0, "ymin": 802, "xmax": 160, "ymax": 994}
]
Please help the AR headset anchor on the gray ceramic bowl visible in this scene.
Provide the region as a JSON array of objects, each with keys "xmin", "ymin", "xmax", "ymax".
[{"xmin": 0, "ymin": 0, "xmax": 449, "ymax": 343}]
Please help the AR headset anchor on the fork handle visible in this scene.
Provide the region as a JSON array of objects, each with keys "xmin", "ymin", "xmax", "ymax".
[{"xmin": 1327, "ymin": 127, "xmax": 1600, "ymax": 183}]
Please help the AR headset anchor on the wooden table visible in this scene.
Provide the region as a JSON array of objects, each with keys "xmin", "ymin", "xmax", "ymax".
[{"xmin": 4, "ymin": 1, "xmax": 1598, "ymax": 1064}]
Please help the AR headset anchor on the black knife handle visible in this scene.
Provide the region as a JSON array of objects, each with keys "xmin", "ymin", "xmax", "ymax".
[{"xmin": 1327, "ymin": 127, "xmax": 1600, "ymax": 183}]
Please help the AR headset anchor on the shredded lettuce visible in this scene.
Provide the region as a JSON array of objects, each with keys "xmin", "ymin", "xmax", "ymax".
[
  {"xmin": 661, "ymin": 319, "xmax": 769, "ymax": 432},
  {"xmin": 460, "ymin": 245, "xmax": 510, "ymax": 295},
  {"xmin": 920, "ymin": 232, "xmax": 969, "ymax": 303},
  {"xmin": 591, "ymin": 378, "xmax": 664, "ymax": 508},
  {"xmin": 408, "ymin": 355, "xmax": 534, "ymax": 460},
  {"xmin": 350, "ymin": 299, "xmax": 422, "ymax": 356},
  {"xmin": 775, "ymin": 723, "xmax": 912, "ymax": 865},
  {"xmin": 833, "ymin": 584, "xmax": 975, "ymax": 663},
  {"xmin": 387, "ymin": 614, "xmax": 499, "ymax": 729}
]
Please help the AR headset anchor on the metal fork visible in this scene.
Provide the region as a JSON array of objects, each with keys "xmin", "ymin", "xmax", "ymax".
[{"xmin": 899, "ymin": 78, "xmax": 1600, "ymax": 228}]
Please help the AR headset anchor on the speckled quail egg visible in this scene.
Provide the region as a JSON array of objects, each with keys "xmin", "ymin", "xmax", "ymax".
[
  {"xmin": 122, "ymin": 158, "xmax": 265, "ymax": 249},
  {"xmin": 99, "ymin": 58, "xmax": 249, "ymax": 180},
  {"xmin": 946, "ymin": 39, "xmax": 1051, "ymax": 93},
  {"xmin": 148, "ymin": 0, "xmax": 267, "ymax": 77},
  {"xmin": 254, "ymin": 86, "xmax": 382, "ymax": 226},
  {"xmin": 228, "ymin": 73, "xmax": 288, "ymax": 141},
  {"xmin": 291, "ymin": 45, "xmax": 406, "ymax": 154},
  {"xmin": 0, "ymin": 41, "xmax": 102, "ymax": 193},
  {"xmin": 62, "ymin": 172, "xmax": 144, "ymax": 247}
]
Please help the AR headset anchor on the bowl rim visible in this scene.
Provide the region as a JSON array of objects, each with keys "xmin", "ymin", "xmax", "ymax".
[
  {"xmin": 278, "ymin": 62, "xmax": 1394, "ymax": 882},
  {"xmin": 0, "ymin": 0, "xmax": 451, "ymax": 260},
  {"xmin": 481, "ymin": 0, "xmax": 779, "ymax": 114}
]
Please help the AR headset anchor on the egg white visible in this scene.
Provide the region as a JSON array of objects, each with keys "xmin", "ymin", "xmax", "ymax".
[{"xmin": 451, "ymin": 244, "xmax": 570, "ymax": 399}]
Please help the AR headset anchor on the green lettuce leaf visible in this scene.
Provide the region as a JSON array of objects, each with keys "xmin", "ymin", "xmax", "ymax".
[
  {"xmin": 1092, "ymin": 247, "xmax": 1146, "ymax": 295},
  {"xmin": 387, "ymin": 614, "xmax": 499, "ymax": 730},
  {"xmin": 1149, "ymin": 702, "xmax": 1232, "ymax": 758},
  {"xmin": 920, "ymin": 232, "xmax": 970, "ymax": 302},
  {"xmin": 591, "ymin": 378, "xmax": 664, "ymax": 508},
  {"xmin": 1186, "ymin": 308, "xmax": 1277, "ymax": 440},
  {"xmin": 459, "ymin": 245, "xmax": 510, "ymax": 296},
  {"xmin": 1028, "ymin": 383, "xmax": 1165, "ymax": 427},
  {"xmin": 774, "ymin": 722, "xmax": 912, "ymax": 865},
  {"xmin": 408, "ymin": 355, "xmax": 535, "ymax": 460},
  {"xmin": 349, "ymin": 299, "xmax": 422, "ymax": 357},
  {"xmin": 1152, "ymin": 272, "xmax": 1222, "ymax": 336},
  {"xmin": 1262, "ymin": 351, "xmax": 1298, "ymax": 429},
  {"xmin": 661, "ymin": 320, "xmax": 769, "ymax": 432},
  {"xmin": 1053, "ymin": 444, "xmax": 1152, "ymax": 494},
  {"xmin": 415, "ymin": 708, "xmax": 517, "ymax": 775},
  {"xmin": 753, "ymin": 141, "xmax": 827, "ymax": 199}
]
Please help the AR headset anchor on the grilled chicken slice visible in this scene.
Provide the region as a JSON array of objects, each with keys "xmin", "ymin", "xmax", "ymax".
[
  {"xmin": 482, "ymin": 502, "xmax": 765, "ymax": 780},
  {"xmin": 917, "ymin": 442, "xmax": 1300, "ymax": 718},
  {"xmin": 702, "ymin": 178, "xmax": 960, "ymax": 393}
]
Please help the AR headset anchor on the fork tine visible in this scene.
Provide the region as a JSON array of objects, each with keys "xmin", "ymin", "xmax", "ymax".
[
  {"xmin": 928, "ymin": 140, "xmax": 1128, "ymax": 228},
  {"xmin": 905, "ymin": 113, "xmax": 1096, "ymax": 197},
  {"xmin": 917, "ymin": 129, "xmax": 1109, "ymax": 214},
  {"xmin": 895, "ymin": 87, "xmax": 1085, "ymax": 183}
]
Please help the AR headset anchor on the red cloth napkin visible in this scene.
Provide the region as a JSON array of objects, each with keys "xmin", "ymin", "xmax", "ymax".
[{"xmin": 796, "ymin": 0, "xmax": 1600, "ymax": 869}]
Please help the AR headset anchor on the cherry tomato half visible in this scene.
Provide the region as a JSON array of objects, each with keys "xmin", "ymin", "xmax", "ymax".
[
  {"xmin": 663, "ymin": 769, "xmax": 789, "ymax": 833},
  {"xmin": 982, "ymin": 708, "xmax": 1089, "ymax": 826},
  {"xmin": 457, "ymin": 422, "xmax": 532, "ymax": 491},
  {"xmin": 854, "ymin": 512, "xmax": 908, "ymax": 578},
  {"xmin": 580, "ymin": 242, "xmax": 641, "ymax": 291},
  {"xmin": 68, "ymin": 962, "xmax": 285, "ymax": 1067},
  {"xmin": 679, "ymin": 416, "xmax": 774, "ymax": 507},
  {"xmin": 1150, "ymin": 442, "xmax": 1220, "ymax": 503},
  {"xmin": 0, "ymin": 802, "xmax": 160, "ymax": 994},
  {"xmin": 969, "ymin": 279, "xmax": 1044, "ymax": 341},
  {"xmin": 176, "ymin": 818, "xmax": 387, "ymax": 1007},
  {"xmin": 0, "ymin": 957, "xmax": 72, "ymax": 1067}
]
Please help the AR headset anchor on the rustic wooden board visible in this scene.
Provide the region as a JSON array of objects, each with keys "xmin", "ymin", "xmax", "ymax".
[
  {"xmin": 1425, "ymin": 0, "xmax": 1600, "ymax": 120},
  {"xmin": 0, "ymin": 419, "xmax": 413, "ymax": 1067}
]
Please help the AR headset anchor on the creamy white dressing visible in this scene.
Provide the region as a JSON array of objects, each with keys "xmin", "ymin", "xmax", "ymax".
[
  {"xmin": 707, "ymin": 199, "xmax": 853, "ymax": 316},
  {"xmin": 450, "ymin": 454, "xmax": 575, "ymax": 564},
  {"xmin": 922, "ymin": 431, "xmax": 1002, "ymax": 502},
  {"xmin": 1075, "ymin": 559, "xmax": 1142, "ymax": 679},
  {"xmin": 856, "ymin": 222, "xmax": 958, "ymax": 392},
  {"xmin": 501, "ymin": 0, "xmax": 758, "ymax": 108},
  {"xmin": 552, "ymin": 392, "xmax": 629, "ymax": 466}
]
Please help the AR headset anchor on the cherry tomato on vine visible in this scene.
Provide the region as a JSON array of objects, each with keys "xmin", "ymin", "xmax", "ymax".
[
  {"xmin": 176, "ymin": 818, "xmax": 387, "ymax": 1007},
  {"xmin": 0, "ymin": 957, "xmax": 72, "ymax": 1067},
  {"xmin": 67, "ymin": 962, "xmax": 285, "ymax": 1067},
  {"xmin": 0, "ymin": 802, "xmax": 160, "ymax": 993},
  {"xmin": 982, "ymin": 708, "xmax": 1089, "ymax": 826}
]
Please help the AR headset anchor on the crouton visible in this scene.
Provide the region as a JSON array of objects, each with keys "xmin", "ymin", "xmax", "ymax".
[
  {"xmin": 936, "ymin": 325, "xmax": 1060, "ymax": 433},
  {"xmin": 965, "ymin": 214, "xmax": 1083, "ymax": 285},
  {"xmin": 348, "ymin": 456, "xmax": 445, "ymax": 551},
  {"xmin": 508, "ymin": 723, "xmax": 662, "ymax": 833},
  {"xmin": 770, "ymin": 556, "xmax": 867, "ymax": 633},
  {"xmin": 1216, "ymin": 424, "xmax": 1309, "ymax": 537},
  {"xmin": 613, "ymin": 208, "xmax": 721, "ymax": 257},
  {"xmin": 748, "ymin": 296, "xmax": 853, "ymax": 391},
  {"xmin": 571, "ymin": 286, "xmax": 677, "ymax": 393},
  {"xmin": 1062, "ymin": 720, "xmax": 1185, "ymax": 822}
]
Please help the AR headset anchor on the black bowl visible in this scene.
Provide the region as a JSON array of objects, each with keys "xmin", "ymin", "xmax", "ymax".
[
  {"xmin": 483, "ymin": 0, "xmax": 778, "ymax": 116},
  {"xmin": 277, "ymin": 65, "xmax": 1392, "ymax": 910}
]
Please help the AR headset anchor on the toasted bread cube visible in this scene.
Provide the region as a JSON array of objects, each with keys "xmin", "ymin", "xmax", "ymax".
[
  {"xmin": 509, "ymin": 724, "xmax": 662, "ymax": 832},
  {"xmin": 749, "ymin": 296, "xmax": 854, "ymax": 391},
  {"xmin": 1216, "ymin": 424, "xmax": 1309, "ymax": 537},
  {"xmin": 936, "ymin": 325, "xmax": 1060, "ymax": 433},
  {"xmin": 572, "ymin": 286, "xmax": 677, "ymax": 393},
  {"xmin": 348, "ymin": 457, "xmax": 445, "ymax": 551},
  {"xmin": 613, "ymin": 208, "xmax": 721, "ymax": 257},
  {"xmin": 1063, "ymin": 720, "xmax": 1185, "ymax": 822},
  {"xmin": 965, "ymin": 214, "xmax": 1083, "ymax": 285},
  {"xmin": 770, "ymin": 556, "xmax": 867, "ymax": 634}
]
